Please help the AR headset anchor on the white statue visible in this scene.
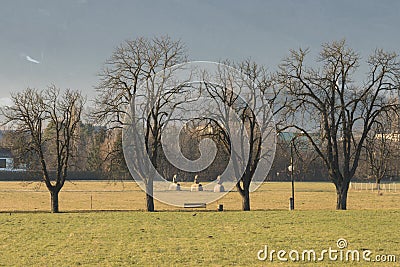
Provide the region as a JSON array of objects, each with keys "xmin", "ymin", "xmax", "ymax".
[
  {"xmin": 191, "ymin": 175, "xmax": 203, "ymax": 191},
  {"xmin": 169, "ymin": 174, "xmax": 181, "ymax": 191},
  {"xmin": 214, "ymin": 175, "xmax": 225, "ymax": 192}
]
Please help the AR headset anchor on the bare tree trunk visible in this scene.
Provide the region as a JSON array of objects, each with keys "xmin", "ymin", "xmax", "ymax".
[
  {"xmin": 242, "ymin": 190, "xmax": 250, "ymax": 211},
  {"xmin": 146, "ymin": 194, "xmax": 154, "ymax": 212},
  {"xmin": 236, "ymin": 179, "xmax": 251, "ymax": 211},
  {"xmin": 242, "ymin": 182, "xmax": 251, "ymax": 211},
  {"xmin": 50, "ymin": 190, "xmax": 60, "ymax": 213},
  {"xmin": 336, "ymin": 183, "xmax": 349, "ymax": 210},
  {"xmin": 146, "ymin": 180, "xmax": 154, "ymax": 212}
]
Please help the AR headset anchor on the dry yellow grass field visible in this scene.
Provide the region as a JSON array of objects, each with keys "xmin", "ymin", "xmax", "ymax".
[{"xmin": 0, "ymin": 181, "xmax": 398, "ymax": 212}]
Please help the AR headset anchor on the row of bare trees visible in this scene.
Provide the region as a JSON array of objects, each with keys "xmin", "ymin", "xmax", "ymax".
[{"xmin": 1, "ymin": 36, "xmax": 399, "ymax": 212}]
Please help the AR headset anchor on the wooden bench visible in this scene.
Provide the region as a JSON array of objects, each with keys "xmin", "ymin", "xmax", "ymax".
[{"xmin": 183, "ymin": 203, "xmax": 206, "ymax": 208}]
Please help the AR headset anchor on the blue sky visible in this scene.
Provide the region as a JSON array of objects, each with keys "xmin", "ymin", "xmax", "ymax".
[{"xmin": 1, "ymin": 0, "xmax": 399, "ymax": 104}]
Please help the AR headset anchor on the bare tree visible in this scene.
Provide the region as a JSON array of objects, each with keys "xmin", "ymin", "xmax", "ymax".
[
  {"xmin": 364, "ymin": 111, "xmax": 398, "ymax": 192},
  {"xmin": 278, "ymin": 40, "xmax": 400, "ymax": 209},
  {"xmin": 201, "ymin": 60, "xmax": 281, "ymax": 210},
  {"xmin": 95, "ymin": 36, "xmax": 187, "ymax": 211},
  {"xmin": 1, "ymin": 86, "xmax": 84, "ymax": 212}
]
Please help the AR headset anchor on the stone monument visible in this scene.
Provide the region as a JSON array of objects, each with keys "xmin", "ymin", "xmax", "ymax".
[
  {"xmin": 168, "ymin": 174, "xmax": 181, "ymax": 191},
  {"xmin": 213, "ymin": 175, "xmax": 225, "ymax": 192}
]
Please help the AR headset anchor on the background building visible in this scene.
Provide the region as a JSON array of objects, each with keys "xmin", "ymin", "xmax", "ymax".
[{"xmin": 0, "ymin": 148, "xmax": 13, "ymax": 170}]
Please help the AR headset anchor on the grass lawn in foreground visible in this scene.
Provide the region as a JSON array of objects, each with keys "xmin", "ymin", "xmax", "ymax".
[{"xmin": 0, "ymin": 210, "xmax": 399, "ymax": 266}]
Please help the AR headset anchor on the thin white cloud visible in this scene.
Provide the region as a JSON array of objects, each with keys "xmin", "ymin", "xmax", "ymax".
[{"xmin": 26, "ymin": 55, "xmax": 40, "ymax": 64}]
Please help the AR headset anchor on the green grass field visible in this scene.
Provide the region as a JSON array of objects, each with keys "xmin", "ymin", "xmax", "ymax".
[
  {"xmin": 0, "ymin": 182, "xmax": 399, "ymax": 266},
  {"xmin": 0, "ymin": 211, "xmax": 399, "ymax": 266}
]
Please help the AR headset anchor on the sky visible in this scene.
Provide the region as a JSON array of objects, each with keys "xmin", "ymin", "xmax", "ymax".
[{"xmin": 1, "ymin": 0, "xmax": 400, "ymax": 105}]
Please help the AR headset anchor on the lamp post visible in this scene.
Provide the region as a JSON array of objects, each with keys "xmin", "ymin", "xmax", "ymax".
[{"xmin": 288, "ymin": 138, "xmax": 295, "ymax": 210}]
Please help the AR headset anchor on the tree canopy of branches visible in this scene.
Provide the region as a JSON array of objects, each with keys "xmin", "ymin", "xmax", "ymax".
[
  {"xmin": 95, "ymin": 35, "xmax": 187, "ymax": 211},
  {"xmin": 278, "ymin": 40, "xmax": 400, "ymax": 209},
  {"xmin": 1, "ymin": 85, "xmax": 84, "ymax": 212}
]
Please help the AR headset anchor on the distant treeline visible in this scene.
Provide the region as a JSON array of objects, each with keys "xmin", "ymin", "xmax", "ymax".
[
  {"xmin": 0, "ymin": 171, "xmax": 121, "ymax": 181},
  {"xmin": 1, "ymin": 170, "xmax": 396, "ymax": 182}
]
